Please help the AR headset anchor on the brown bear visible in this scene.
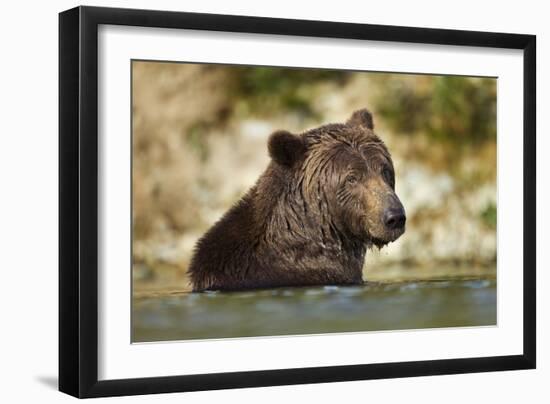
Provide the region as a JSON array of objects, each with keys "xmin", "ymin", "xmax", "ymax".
[{"xmin": 188, "ymin": 109, "xmax": 405, "ymax": 291}]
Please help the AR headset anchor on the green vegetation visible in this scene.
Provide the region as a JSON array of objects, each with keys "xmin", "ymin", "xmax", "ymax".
[
  {"xmin": 481, "ymin": 202, "xmax": 497, "ymax": 229},
  {"xmin": 375, "ymin": 75, "xmax": 496, "ymax": 146},
  {"xmin": 186, "ymin": 122, "xmax": 211, "ymax": 161},
  {"xmin": 231, "ymin": 66, "xmax": 349, "ymax": 117}
]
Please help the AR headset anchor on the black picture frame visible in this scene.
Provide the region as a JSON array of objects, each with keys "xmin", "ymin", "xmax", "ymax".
[{"xmin": 59, "ymin": 5, "xmax": 536, "ymax": 398}]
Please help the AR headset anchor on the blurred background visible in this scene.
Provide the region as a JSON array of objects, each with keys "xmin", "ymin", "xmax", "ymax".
[{"xmin": 132, "ymin": 61, "xmax": 497, "ymax": 296}]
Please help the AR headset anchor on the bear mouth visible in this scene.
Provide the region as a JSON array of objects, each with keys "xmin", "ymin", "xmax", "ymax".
[
  {"xmin": 369, "ymin": 237, "xmax": 389, "ymax": 249},
  {"xmin": 368, "ymin": 228, "xmax": 405, "ymax": 249}
]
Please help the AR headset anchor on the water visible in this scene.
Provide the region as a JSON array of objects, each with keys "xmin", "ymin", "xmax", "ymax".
[{"xmin": 132, "ymin": 278, "xmax": 496, "ymax": 342}]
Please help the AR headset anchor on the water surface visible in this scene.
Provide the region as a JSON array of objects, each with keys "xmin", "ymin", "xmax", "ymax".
[{"xmin": 132, "ymin": 278, "xmax": 496, "ymax": 342}]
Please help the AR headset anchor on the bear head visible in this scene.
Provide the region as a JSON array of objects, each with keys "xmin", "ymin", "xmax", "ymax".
[{"xmin": 267, "ymin": 108, "xmax": 406, "ymax": 248}]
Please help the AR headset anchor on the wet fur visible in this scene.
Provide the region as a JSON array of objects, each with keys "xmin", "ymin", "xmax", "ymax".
[{"xmin": 189, "ymin": 109, "xmax": 403, "ymax": 291}]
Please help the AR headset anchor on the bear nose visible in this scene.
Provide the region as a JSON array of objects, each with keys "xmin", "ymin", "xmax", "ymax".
[{"xmin": 383, "ymin": 207, "xmax": 406, "ymax": 230}]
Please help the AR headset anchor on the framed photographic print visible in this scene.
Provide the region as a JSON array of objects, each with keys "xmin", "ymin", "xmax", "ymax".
[{"xmin": 59, "ymin": 5, "xmax": 536, "ymax": 398}]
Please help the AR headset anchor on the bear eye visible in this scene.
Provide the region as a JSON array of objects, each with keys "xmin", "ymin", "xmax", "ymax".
[
  {"xmin": 382, "ymin": 167, "xmax": 394, "ymax": 186},
  {"xmin": 346, "ymin": 174, "xmax": 358, "ymax": 185}
]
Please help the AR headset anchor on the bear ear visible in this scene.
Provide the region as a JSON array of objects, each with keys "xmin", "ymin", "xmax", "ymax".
[
  {"xmin": 268, "ymin": 130, "xmax": 306, "ymax": 167},
  {"xmin": 347, "ymin": 108, "xmax": 374, "ymax": 130}
]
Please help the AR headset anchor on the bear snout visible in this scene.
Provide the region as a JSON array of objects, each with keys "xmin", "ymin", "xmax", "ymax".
[{"xmin": 383, "ymin": 206, "xmax": 406, "ymax": 231}]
